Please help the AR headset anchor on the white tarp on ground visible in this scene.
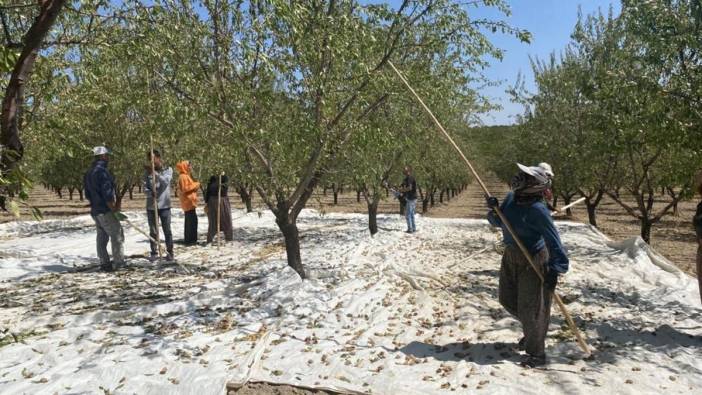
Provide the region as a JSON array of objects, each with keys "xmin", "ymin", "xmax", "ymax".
[{"xmin": 0, "ymin": 210, "xmax": 700, "ymax": 395}]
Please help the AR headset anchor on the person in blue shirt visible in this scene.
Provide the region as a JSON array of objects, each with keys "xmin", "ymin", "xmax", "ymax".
[
  {"xmin": 83, "ymin": 146, "xmax": 124, "ymax": 272},
  {"xmin": 486, "ymin": 163, "xmax": 569, "ymax": 368}
]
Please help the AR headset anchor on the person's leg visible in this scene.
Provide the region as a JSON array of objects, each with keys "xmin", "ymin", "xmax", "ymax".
[
  {"xmin": 206, "ymin": 200, "xmax": 216, "ymax": 243},
  {"xmin": 147, "ymin": 209, "xmax": 158, "ymax": 257},
  {"xmin": 93, "ymin": 215, "xmax": 110, "ymax": 265},
  {"xmin": 517, "ymin": 249, "xmax": 551, "ymax": 362},
  {"xmin": 193, "ymin": 208, "xmax": 198, "ymax": 243},
  {"xmin": 405, "ymin": 200, "xmax": 412, "ymax": 232},
  {"xmin": 222, "ymin": 199, "xmax": 233, "ymax": 241},
  {"xmin": 160, "ymin": 208, "xmax": 174, "ymax": 258},
  {"xmin": 184, "ymin": 209, "xmax": 196, "ymax": 244},
  {"xmin": 409, "ymin": 199, "xmax": 417, "ymax": 232},
  {"xmin": 498, "ymin": 247, "xmax": 519, "ymax": 317},
  {"xmin": 102, "ymin": 212, "xmax": 125, "ymax": 267}
]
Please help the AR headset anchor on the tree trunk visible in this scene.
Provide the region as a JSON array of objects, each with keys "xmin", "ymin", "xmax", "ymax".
[
  {"xmin": 430, "ymin": 190, "xmax": 435, "ymax": 207},
  {"xmin": 640, "ymin": 218, "xmax": 652, "ymax": 244},
  {"xmin": 68, "ymin": 187, "xmax": 74, "ymax": 200},
  {"xmin": 237, "ymin": 185, "xmax": 253, "ymax": 213},
  {"xmin": 128, "ymin": 186, "xmax": 134, "ymax": 200},
  {"xmin": 439, "ymin": 189, "xmax": 444, "ymax": 203},
  {"xmin": 422, "ymin": 197, "xmax": 429, "ymax": 213},
  {"xmin": 276, "ymin": 215, "xmax": 306, "ymax": 279},
  {"xmin": 562, "ymin": 195, "xmax": 573, "ymax": 216},
  {"xmin": 332, "ymin": 183, "xmax": 338, "ymax": 205},
  {"xmin": 367, "ymin": 199, "xmax": 379, "ymax": 235},
  {"xmin": 56, "ymin": 187, "xmax": 62, "ymax": 199},
  {"xmin": 446, "ymin": 188, "xmax": 451, "ymax": 201},
  {"xmin": 1, "ymin": 0, "xmax": 67, "ymax": 174},
  {"xmin": 586, "ymin": 203, "xmax": 597, "ymax": 227},
  {"xmin": 357, "ymin": 190, "xmax": 361, "ymax": 203},
  {"xmin": 78, "ymin": 188, "xmax": 84, "ymax": 201}
]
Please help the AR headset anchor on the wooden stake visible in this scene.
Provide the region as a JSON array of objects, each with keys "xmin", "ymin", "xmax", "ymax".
[
  {"xmin": 150, "ymin": 135, "xmax": 163, "ymax": 258},
  {"xmin": 217, "ymin": 172, "xmax": 223, "ymax": 249},
  {"xmin": 388, "ymin": 61, "xmax": 591, "ymax": 357}
]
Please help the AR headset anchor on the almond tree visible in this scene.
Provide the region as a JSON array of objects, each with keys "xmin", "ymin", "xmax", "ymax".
[{"xmin": 139, "ymin": 0, "xmax": 526, "ymax": 278}]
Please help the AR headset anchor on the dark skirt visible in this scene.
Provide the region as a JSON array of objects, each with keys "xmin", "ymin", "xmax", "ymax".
[{"xmin": 207, "ymin": 197, "xmax": 233, "ymax": 243}]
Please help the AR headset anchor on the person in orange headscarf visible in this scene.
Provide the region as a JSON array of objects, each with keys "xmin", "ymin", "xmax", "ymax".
[
  {"xmin": 694, "ymin": 170, "xmax": 702, "ymax": 304},
  {"xmin": 176, "ymin": 160, "xmax": 201, "ymax": 245}
]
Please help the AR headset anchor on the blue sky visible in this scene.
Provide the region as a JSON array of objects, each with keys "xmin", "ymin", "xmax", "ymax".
[{"xmin": 470, "ymin": 0, "xmax": 621, "ymax": 125}]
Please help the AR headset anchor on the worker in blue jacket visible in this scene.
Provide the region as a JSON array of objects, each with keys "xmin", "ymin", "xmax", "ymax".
[
  {"xmin": 83, "ymin": 146, "xmax": 124, "ymax": 272},
  {"xmin": 486, "ymin": 163, "xmax": 569, "ymax": 368}
]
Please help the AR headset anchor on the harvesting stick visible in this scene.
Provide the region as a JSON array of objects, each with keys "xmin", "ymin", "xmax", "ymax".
[
  {"xmin": 551, "ymin": 197, "xmax": 586, "ymax": 216},
  {"xmin": 150, "ymin": 136, "xmax": 163, "ymax": 258},
  {"xmin": 217, "ymin": 172, "xmax": 223, "ymax": 249},
  {"xmin": 387, "ymin": 61, "xmax": 591, "ymax": 357}
]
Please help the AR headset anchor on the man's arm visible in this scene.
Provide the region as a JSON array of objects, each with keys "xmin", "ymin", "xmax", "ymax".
[
  {"xmin": 180, "ymin": 176, "xmax": 200, "ymax": 194},
  {"xmin": 158, "ymin": 167, "xmax": 173, "ymax": 186},
  {"xmin": 530, "ymin": 205, "xmax": 569, "ymax": 274},
  {"xmin": 98, "ymin": 170, "xmax": 116, "ymax": 210},
  {"xmin": 83, "ymin": 172, "xmax": 92, "ymax": 203}
]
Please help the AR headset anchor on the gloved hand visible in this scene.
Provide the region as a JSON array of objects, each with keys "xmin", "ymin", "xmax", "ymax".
[
  {"xmin": 544, "ymin": 270, "xmax": 559, "ymax": 291},
  {"xmin": 486, "ymin": 196, "xmax": 499, "ymax": 209}
]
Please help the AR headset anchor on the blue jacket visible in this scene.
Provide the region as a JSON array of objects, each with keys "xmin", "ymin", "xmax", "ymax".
[
  {"xmin": 487, "ymin": 192, "xmax": 569, "ymax": 274},
  {"xmin": 84, "ymin": 160, "xmax": 116, "ymax": 216}
]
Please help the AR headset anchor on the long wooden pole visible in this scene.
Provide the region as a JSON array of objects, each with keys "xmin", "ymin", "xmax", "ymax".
[
  {"xmin": 552, "ymin": 197, "xmax": 586, "ymax": 216},
  {"xmin": 150, "ymin": 136, "xmax": 163, "ymax": 258},
  {"xmin": 388, "ymin": 61, "xmax": 590, "ymax": 357},
  {"xmin": 217, "ymin": 172, "xmax": 223, "ymax": 249}
]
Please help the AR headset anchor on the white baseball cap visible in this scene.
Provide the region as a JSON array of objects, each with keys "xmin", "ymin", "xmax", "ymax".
[
  {"xmin": 538, "ymin": 162, "xmax": 554, "ymax": 178},
  {"xmin": 92, "ymin": 146, "xmax": 110, "ymax": 156}
]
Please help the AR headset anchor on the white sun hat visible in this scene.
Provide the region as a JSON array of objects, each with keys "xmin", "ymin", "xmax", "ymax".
[
  {"xmin": 517, "ymin": 163, "xmax": 550, "ymax": 184},
  {"xmin": 92, "ymin": 146, "xmax": 110, "ymax": 156}
]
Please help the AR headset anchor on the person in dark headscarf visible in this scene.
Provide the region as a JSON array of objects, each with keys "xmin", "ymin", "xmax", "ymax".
[
  {"xmin": 205, "ymin": 174, "xmax": 233, "ymax": 243},
  {"xmin": 485, "ymin": 163, "xmax": 569, "ymax": 368},
  {"xmin": 694, "ymin": 170, "xmax": 702, "ymax": 304}
]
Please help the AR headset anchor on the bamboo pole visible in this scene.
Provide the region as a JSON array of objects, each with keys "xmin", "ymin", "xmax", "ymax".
[
  {"xmin": 552, "ymin": 197, "xmax": 586, "ymax": 216},
  {"xmin": 150, "ymin": 136, "xmax": 163, "ymax": 258},
  {"xmin": 387, "ymin": 61, "xmax": 591, "ymax": 357},
  {"xmin": 217, "ymin": 172, "xmax": 223, "ymax": 249}
]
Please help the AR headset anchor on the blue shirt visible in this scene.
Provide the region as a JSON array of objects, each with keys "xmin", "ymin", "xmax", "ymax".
[
  {"xmin": 83, "ymin": 160, "xmax": 116, "ymax": 216},
  {"xmin": 487, "ymin": 192, "xmax": 569, "ymax": 274}
]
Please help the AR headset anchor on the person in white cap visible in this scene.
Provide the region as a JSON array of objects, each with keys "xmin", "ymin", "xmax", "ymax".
[
  {"xmin": 537, "ymin": 162, "xmax": 556, "ymax": 211},
  {"xmin": 486, "ymin": 163, "xmax": 569, "ymax": 368},
  {"xmin": 83, "ymin": 146, "xmax": 124, "ymax": 272},
  {"xmin": 694, "ymin": 169, "xmax": 702, "ymax": 304},
  {"xmin": 538, "ymin": 162, "xmax": 554, "ymax": 179}
]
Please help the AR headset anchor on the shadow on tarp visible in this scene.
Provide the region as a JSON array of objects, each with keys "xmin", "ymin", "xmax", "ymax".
[{"xmin": 399, "ymin": 340, "xmax": 521, "ymax": 366}]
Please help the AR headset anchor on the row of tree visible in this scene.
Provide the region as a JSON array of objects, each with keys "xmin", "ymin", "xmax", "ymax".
[
  {"xmin": 3, "ymin": 1, "xmax": 529, "ymax": 278},
  {"xmin": 478, "ymin": 1, "xmax": 702, "ymax": 243}
]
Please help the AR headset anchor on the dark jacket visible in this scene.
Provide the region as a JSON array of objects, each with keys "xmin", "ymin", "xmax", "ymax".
[
  {"xmin": 84, "ymin": 160, "xmax": 116, "ymax": 216},
  {"xmin": 488, "ymin": 191, "xmax": 569, "ymax": 274},
  {"xmin": 205, "ymin": 175, "xmax": 229, "ymax": 203},
  {"xmin": 401, "ymin": 175, "xmax": 417, "ymax": 201},
  {"xmin": 694, "ymin": 201, "xmax": 702, "ymax": 239}
]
